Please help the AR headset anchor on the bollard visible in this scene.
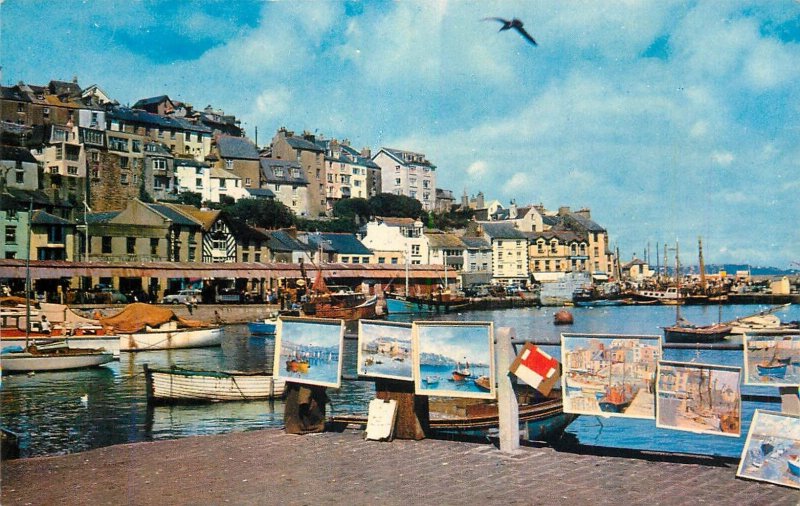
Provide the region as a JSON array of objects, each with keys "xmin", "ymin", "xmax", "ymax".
[{"xmin": 495, "ymin": 327, "xmax": 520, "ymax": 453}]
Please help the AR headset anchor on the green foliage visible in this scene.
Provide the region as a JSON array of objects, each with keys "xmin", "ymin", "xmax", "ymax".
[
  {"xmin": 177, "ymin": 191, "xmax": 202, "ymax": 208},
  {"xmin": 225, "ymin": 198, "xmax": 294, "ymax": 229},
  {"xmin": 368, "ymin": 193, "xmax": 423, "ymax": 219},
  {"xmin": 332, "ymin": 197, "xmax": 371, "ymax": 224},
  {"xmin": 139, "ymin": 180, "xmax": 153, "ymax": 203},
  {"xmin": 431, "ymin": 206, "xmax": 475, "ymax": 230},
  {"xmin": 295, "ymin": 217, "xmax": 357, "ymax": 233}
]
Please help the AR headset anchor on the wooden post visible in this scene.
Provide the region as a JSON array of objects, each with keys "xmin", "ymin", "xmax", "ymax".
[
  {"xmin": 375, "ymin": 378, "xmax": 428, "ymax": 440},
  {"xmin": 780, "ymin": 386, "xmax": 800, "ymax": 415},
  {"xmin": 495, "ymin": 327, "xmax": 520, "ymax": 453},
  {"xmin": 284, "ymin": 383, "xmax": 329, "ymax": 434}
]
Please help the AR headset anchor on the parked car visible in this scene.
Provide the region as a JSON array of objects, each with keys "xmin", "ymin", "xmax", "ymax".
[
  {"xmin": 89, "ymin": 288, "xmax": 128, "ymax": 304},
  {"xmin": 464, "ymin": 284, "xmax": 491, "ymax": 298},
  {"xmin": 161, "ymin": 289, "xmax": 203, "ymax": 305}
]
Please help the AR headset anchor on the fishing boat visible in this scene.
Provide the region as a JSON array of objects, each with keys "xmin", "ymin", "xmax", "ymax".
[
  {"xmin": 424, "ymin": 375, "xmax": 440, "ymax": 386},
  {"xmin": 756, "ymin": 362, "xmax": 787, "ymax": 377},
  {"xmin": 597, "ymin": 385, "xmax": 633, "ymax": 413},
  {"xmin": 301, "ymin": 270, "xmax": 378, "ymax": 320},
  {"xmin": 143, "ymin": 364, "xmax": 286, "ymax": 403},
  {"xmin": 787, "ymin": 455, "xmax": 800, "ymax": 477},
  {"xmin": 384, "ymin": 250, "xmax": 469, "ymax": 314},
  {"xmin": 1, "ymin": 340, "xmax": 114, "ymax": 373},
  {"xmin": 474, "ymin": 375, "xmax": 491, "ymax": 391},
  {"xmin": 100, "ymin": 303, "xmax": 222, "ymax": 351},
  {"xmin": 452, "ymin": 360, "xmax": 472, "ymax": 381},
  {"xmin": 285, "ymin": 356, "xmax": 310, "ymax": 373},
  {"xmin": 329, "ymin": 388, "xmax": 578, "ymax": 443},
  {"xmin": 728, "ymin": 303, "xmax": 793, "ymax": 335},
  {"xmin": 662, "ymin": 243, "xmax": 731, "ymax": 343},
  {"xmin": 247, "ymin": 315, "xmax": 278, "ymax": 335}
]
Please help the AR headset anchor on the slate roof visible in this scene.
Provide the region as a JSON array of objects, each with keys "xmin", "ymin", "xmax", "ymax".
[
  {"xmin": 48, "ymin": 80, "xmax": 82, "ymax": 98},
  {"xmin": 3, "ymin": 187, "xmax": 71, "ymax": 208},
  {"xmin": 174, "ymin": 158, "xmax": 209, "ymax": 170},
  {"xmin": 260, "ymin": 159, "xmax": 308, "ymax": 185},
  {"xmin": 109, "ymin": 107, "xmax": 211, "ymax": 133},
  {"xmin": 0, "ymin": 86, "xmax": 29, "ymax": 102},
  {"xmin": 216, "ymin": 135, "xmax": 259, "ymax": 160},
  {"xmin": 133, "ymin": 95, "xmax": 171, "ymax": 108},
  {"xmin": 210, "ymin": 167, "xmax": 240, "ymax": 180},
  {"xmin": 246, "ymin": 188, "xmax": 276, "ymax": 198},
  {"xmin": 378, "ymin": 148, "xmax": 436, "ymax": 169},
  {"xmin": 307, "ymin": 233, "xmax": 372, "ymax": 255},
  {"xmin": 162, "ymin": 204, "xmax": 220, "ymax": 230},
  {"xmin": 426, "ymin": 232, "xmax": 466, "ymax": 249},
  {"xmin": 374, "ymin": 216, "xmax": 417, "ymax": 227},
  {"xmin": 479, "ymin": 222, "xmax": 528, "ymax": 240},
  {"xmin": 459, "ymin": 236, "xmax": 491, "ymax": 250},
  {"xmin": 268, "ymin": 229, "xmax": 313, "ymax": 252},
  {"xmin": 524, "ymin": 230, "xmax": 585, "ymax": 243},
  {"xmin": 86, "ymin": 211, "xmax": 121, "ymax": 224},
  {"xmin": 284, "ymin": 135, "xmax": 324, "ymax": 153},
  {"xmin": 147, "ymin": 203, "xmax": 202, "ymax": 227},
  {"xmin": 566, "ymin": 212, "xmax": 605, "ymax": 233},
  {"xmin": 0, "ymin": 145, "xmax": 37, "ymax": 163},
  {"xmin": 31, "ymin": 210, "xmax": 73, "ymax": 226}
]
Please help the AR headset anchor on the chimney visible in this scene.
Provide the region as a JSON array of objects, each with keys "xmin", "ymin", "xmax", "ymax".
[
  {"xmin": 360, "ymin": 147, "xmax": 371, "ymax": 158},
  {"xmin": 302, "ymin": 131, "xmax": 315, "ymax": 143},
  {"xmin": 558, "ymin": 206, "xmax": 571, "ymax": 216},
  {"xmin": 576, "ymin": 208, "xmax": 591, "ymax": 219}
]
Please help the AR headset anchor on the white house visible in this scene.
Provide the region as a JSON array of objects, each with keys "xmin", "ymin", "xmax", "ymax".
[
  {"xmin": 359, "ymin": 217, "xmax": 427, "ymax": 265},
  {"xmin": 372, "ymin": 148, "xmax": 436, "ymax": 211}
]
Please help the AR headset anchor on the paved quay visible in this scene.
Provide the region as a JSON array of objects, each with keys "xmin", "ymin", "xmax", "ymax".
[{"xmin": 2, "ymin": 429, "xmax": 797, "ymax": 505}]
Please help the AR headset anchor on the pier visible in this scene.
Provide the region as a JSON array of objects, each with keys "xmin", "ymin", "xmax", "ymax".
[{"xmin": 2, "ymin": 428, "xmax": 796, "ymax": 505}]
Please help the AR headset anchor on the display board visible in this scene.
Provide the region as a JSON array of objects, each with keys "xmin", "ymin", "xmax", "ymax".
[
  {"xmin": 357, "ymin": 320, "xmax": 413, "ymax": 381},
  {"xmin": 273, "ymin": 316, "xmax": 345, "ymax": 388},
  {"xmin": 737, "ymin": 409, "xmax": 800, "ymax": 490}
]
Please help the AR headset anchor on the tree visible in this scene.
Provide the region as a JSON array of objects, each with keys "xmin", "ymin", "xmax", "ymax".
[
  {"xmin": 225, "ymin": 198, "xmax": 294, "ymax": 229},
  {"xmin": 177, "ymin": 191, "xmax": 202, "ymax": 208},
  {"xmin": 332, "ymin": 197, "xmax": 371, "ymax": 224},
  {"xmin": 368, "ymin": 193, "xmax": 423, "ymax": 219}
]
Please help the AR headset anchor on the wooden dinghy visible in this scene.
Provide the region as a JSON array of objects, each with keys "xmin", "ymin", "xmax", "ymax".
[{"xmin": 143, "ymin": 364, "xmax": 286, "ymax": 403}]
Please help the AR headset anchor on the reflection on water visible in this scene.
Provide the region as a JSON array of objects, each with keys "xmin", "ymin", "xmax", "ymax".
[{"xmin": 1, "ymin": 304, "xmax": 797, "ymax": 458}]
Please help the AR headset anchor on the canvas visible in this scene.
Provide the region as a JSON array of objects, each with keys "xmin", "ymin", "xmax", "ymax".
[
  {"xmin": 656, "ymin": 361, "xmax": 741, "ymax": 437},
  {"xmin": 273, "ymin": 316, "xmax": 345, "ymax": 388},
  {"xmin": 413, "ymin": 321, "xmax": 495, "ymax": 399},
  {"xmin": 561, "ymin": 333, "xmax": 661, "ymax": 419},
  {"xmin": 737, "ymin": 409, "xmax": 800, "ymax": 490},
  {"xmin": 743, "ymin": 333, "xmax": 800, "ymax": 387},
  {"xmin": 357, "ymin": 320, "xmax": 413, "ymax": 381},
  {"xmin": 509, "ymin": 343, "xmax": 560, "ymax": 397}
]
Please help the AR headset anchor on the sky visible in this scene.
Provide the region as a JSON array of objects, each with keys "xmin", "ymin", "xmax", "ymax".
[{"xmin": 2, "ymin": 1, "xmax": 799, "ymax": 267}]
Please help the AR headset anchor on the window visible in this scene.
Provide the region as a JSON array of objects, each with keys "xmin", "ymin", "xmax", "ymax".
[
  {"xmin": 196, "ymin": 178, "xmax": 202, "ymax": 189},
  {"xmin": 274, "ymin": 168, "xmax": 284, "ymax": 177},
  {"xmin": 153, "ymin": 158, "xmax": 166, "ymax": 170},
  {"xmin": 242, "ymin": 252, "xmax": 249, "ymax": 262},
  {"xmin": 121, "ymin": 173, "xmax": 129, "ymax": 184},
  {"xmin": 226, "ymin": 160, "xmax": 233, "ymax": 169},
  {"xmin": 127, "ymin": 237, "xmax": 136, "ymax": 254},
  {"xmin": 7, "ymin": 209, "xmax": 16, "ymax": 220},
  {"xmin": 423, "ymin": 180, "xmax": 430, "ymax": 189},
  {"xmin": 56, "ymin": 145, "xmax": 63, "ymax": 159},
  {"xmin": 411, "ymin": 244, "xmax": 420, "ymax": 256},
  {"xmin": 341, "ymin": 256, "xmax": 349, "ymax": 263},
  {"xmin": 5, "ymin": 226, "xmax": 16, "ymax": 244},
  {"xmin": 391, "ymin": 257, "xmax": 398, "ymax": 264},
  {"xmin": 170, "ymin": 130, "xmax": 176, "ymax": 139},
  {"xmin": 91, "ymin": 151, "xmax": 100, "ymax": 162},
  {"xmin": 219, "ymin": 179, "xmax": 226, "ymax": 189},
  {"xmin": 150, "ymin": 238, "xmax": 159, "ymax": 256},
  {"xmin": 352, "ymin": 257, "xmax": 359, "ymax": 264},
  {"xmin": 67, "ymin": 166, "xmax": 78, "ymax": 175},
  {"xmin": 102, "ymin": 236, "xmax": 112, "ymax": 254},
  {"xmin": 132, "ymin": 140, "xmax": 141, "ymax": 153},
  {"xmin": 15, "ymin": 171, "xmax": 24, "ymax": 184},
  {"xmin": 254, "ymin": 253, "xmax": 261, "ymax": 262},
  {"xmin": 188, "ymin": 246, "xmax": 196, "ymax": 262},
  {"xmin": 244, "ymin": 178, "xmax": 251, "ymax": 187},
  {"xmin": 49, "ymin": 166, "xmax": 59, "ymax": 174},
  {"xmin": 108, "ymin": 136, "xmax": 128, "ymax": 151},
  {"xmin": 43, "ymin": 107, "xmax": 50, "ymax": 118},
  {"xmin": 92, "ymin": 168, "xmax": 99, "ymax": 179},
  {"xmin": 378, "ymin": 257, "xmax": 385, "ymax": 264},
  {"xmin": 395, "ymin": 178, "xmax": 401, "ymax": 186}
]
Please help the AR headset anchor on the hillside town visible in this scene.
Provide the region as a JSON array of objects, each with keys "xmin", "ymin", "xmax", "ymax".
[{"xmin": 0, "ymin": 78, "xmax": 629, "ymax": 302}]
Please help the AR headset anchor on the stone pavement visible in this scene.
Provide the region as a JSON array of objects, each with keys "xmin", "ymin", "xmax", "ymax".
[{"xmin": 2, "ymin": 429, "xmax": 797, "ymax": 505}]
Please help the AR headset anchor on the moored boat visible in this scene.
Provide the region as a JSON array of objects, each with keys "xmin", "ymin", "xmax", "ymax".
[
  {"xmin": 474, "ymin": 375, "xmax": 491, "ymax": 391},
  {"xmin": 100, "ymin": 303, "xmax": 222, "ymax": 351},
  {"xmin": 756, "ymin": 361, "xmax": 788, "ymax": 378},
  {"xmin": 301, "ymin": 270, "xmax": 378, "ymax": 320},
  {"xmin": 663, "ymin": 321, "xmax": 732, "ymax": 343},
  {"xmin": 452, "ymin": 360, "xmax": 472, "ymax": 381},
  {"xmin": 247, "ymin": 317, "xmax": 277, "ymax": 335},
  {"xmin": 143, "ymin": 364, "xmax": 286, "ymax": 403},
  {"xmin": 384, "ymin": 292, "xmax": 470, "ymax": 314},
  {"xmin": 1, "ymin": 341, "xmax": 114, "ymax": 373},
  {"xmin": 787, "ymin": 455, "xmax": 800, "ymax": 477}
]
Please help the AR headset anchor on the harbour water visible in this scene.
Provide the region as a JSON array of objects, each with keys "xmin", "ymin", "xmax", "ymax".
[{"xmin": 2, "ymin": 303, "xmax": 798, "ymax": 458}]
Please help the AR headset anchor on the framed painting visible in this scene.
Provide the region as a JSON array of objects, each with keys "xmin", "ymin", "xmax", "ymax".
[
  {"xmin": 656, "ymin": 361, "xmax": 741, "ymax": 437},
  {"xmin": 273, "ymin": 316, "xmax": 344, "ymax": 388},
  {"xmin": 743, "ymin": 333, "xmax": 800, "ymax": 387},
  {"xmin": 737, "ymin": 409, "xmax": 800, "ymax": 490},
  {"xmin": 561, "ymin": 333, "xmax": 661, "ymax": 419},
  {"xmin": 357, "ymin": 320, "xmax": 413, "ymax": 381},
  {"xmin": 413, "ymin": 321, "xmax": 495, "ymax": 399}
]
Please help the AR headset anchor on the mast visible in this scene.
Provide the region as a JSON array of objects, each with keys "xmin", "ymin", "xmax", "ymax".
[
  {"xmin": 24, "ymin": 198, "xmax": 33, "ymax": 348},
  {"xmin": 404, "ymin": 245, "xmax": 410, "ymax": 296},
  {"xmin": 698, "ymin": 236, "xmax": 707, "ymax": 293}
]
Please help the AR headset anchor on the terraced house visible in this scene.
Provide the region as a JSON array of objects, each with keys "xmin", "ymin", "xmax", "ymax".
[
  {"xmin": 270, "ymin": 128, "xmax": 326, "ymax": 217},
  {"xmin": 372, "ymin": 147, "xmax": 436, "ymax": 211}
]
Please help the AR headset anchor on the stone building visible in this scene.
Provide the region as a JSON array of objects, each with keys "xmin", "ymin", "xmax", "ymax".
[
  {"xmin": 372, "ymin": 147, "xmax": 436, "ymax": 211},
  {"xmin": 270, "ymin": 128, "xmax": 326, "ymax": 217}
]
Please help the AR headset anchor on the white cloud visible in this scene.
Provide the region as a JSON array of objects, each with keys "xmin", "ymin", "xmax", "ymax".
[
  {"xmin": 255, "ymin": 88, "xmax": 292, "ymax": 120},
  {"xmin": 711, "ymin": 151, "xmax": 734, "ymax": 166},
  {"xmin": 467, "ymin": 161, "xmax": 489, "ymax": 178}
]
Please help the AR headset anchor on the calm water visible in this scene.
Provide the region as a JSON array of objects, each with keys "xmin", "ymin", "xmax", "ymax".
[{"xmin": 2, "ymin": 303, "xmax": 798, "ymax": 458}]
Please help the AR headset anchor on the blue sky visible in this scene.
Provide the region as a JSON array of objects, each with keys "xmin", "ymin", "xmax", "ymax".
[{"xmin": 2, "ymin": 1, "xmax": 799, "ymax": 267}]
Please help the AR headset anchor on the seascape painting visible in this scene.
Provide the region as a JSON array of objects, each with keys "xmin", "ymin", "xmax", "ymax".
[
  {"xmin": 737, "ymin": 410, "xmax": 800, "ymax": 490},
  {"xmin": 561, "ymin": 333, "xmax": 661, "ymax": 419},
  {"xmin": 656, "ymin": 361, "xmax": 741, "ymax": 437},
  {"xmin": 273, "ymin": 317, "xmax": 344, "ymax": 388},
  {"xmin": 357, "ymin": 320, "xmax": 413, "ymax": 381},
  {"xmin": 743, "ymin": 334, "xmax": 800, "ymax": 387},
  {"xmin": 413, "ymin": 321, "xmax": 495, "ymax": 399}
]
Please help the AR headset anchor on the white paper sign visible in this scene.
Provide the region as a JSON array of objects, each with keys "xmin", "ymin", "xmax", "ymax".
[{"xmin": 365, "ymin": 398, "xmax": 398, "ymax": 441}]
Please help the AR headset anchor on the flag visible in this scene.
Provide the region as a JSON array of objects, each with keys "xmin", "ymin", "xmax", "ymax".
[{"xmin": 509, "ymin": 343, "xmax": 561, "ymax": 396}]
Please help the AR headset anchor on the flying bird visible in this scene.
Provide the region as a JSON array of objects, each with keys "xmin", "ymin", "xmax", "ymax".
[{"xmin": 483, "ymin": 17, "xmax": 537, "ymax": 46}]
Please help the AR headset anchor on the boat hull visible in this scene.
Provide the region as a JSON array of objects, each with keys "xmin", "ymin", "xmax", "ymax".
[
  {"xmin": 144, "ymin": 365, "xmax": 286, "ymax": 403},
  {"xmin": 1, "ymin": 336, "xmax": 120, "ymax": 356},
  {"xmin": 663, "ymin": 324, "xmax": 732, "ymax": 343},
  {"xmin": 120, "ymin": 327, "xmax": 223, "ymax": 351},
  {"xmin": 1, "ymin": 350, "xmax": 114, "ymax": 372},
  {"xmin": 384, "ymin": 294, "xmax": 469, "ymax": 314},
  {"xmin": 247, "ymin": 321, "xmax": 277, "ymax": 335},
  {"xmin": 304, "ymin": 295, "xmax": 379, "ymax": 320}
]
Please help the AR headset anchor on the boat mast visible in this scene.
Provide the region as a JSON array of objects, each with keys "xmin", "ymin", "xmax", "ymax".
[
  {"xmin": 404, "ymin": 245, "xmax": 410, "ymax": 296},
  {"xmin": 675, "ymin": 241, "xmax": 681, "ymax": 323},
  {"xmin": 24, "ymin": 198, "xmax": 33, "ymax": 348},
  {"xmin": 698, "ymin": 236, "xmax": 707, "ymax": 293}
]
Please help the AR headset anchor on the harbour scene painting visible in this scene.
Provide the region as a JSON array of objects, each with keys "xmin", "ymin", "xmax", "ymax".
[
  {"xmin": 743, "ymin": 334, "xmax": 800, "ymax": 386},
  {"xmin": 561, "ymin": 333, "xmax": 661, "ymax": 419},
  {"xmin": 656, "ymin": 361, "xmax": 741, "ymax": 437},
  {"xmin": 413, "ymin": 321, "xmax": 495, "ymax": 399},
  {"xmin": 273, "ymin": 317, "xmax": 344, "ymax": 388},
  {"xmin": 357, "ymin": 320, "xmax": 413, "ymax": 381},
  {"xmin": 737, "ymin": 410, "xmax": 800, "ymax": 490}
]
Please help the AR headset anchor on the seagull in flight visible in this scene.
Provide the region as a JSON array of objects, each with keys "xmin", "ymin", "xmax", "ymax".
[{"xmin": 483, "ymin": 17, "xmax": 537, "ymax": 46}]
